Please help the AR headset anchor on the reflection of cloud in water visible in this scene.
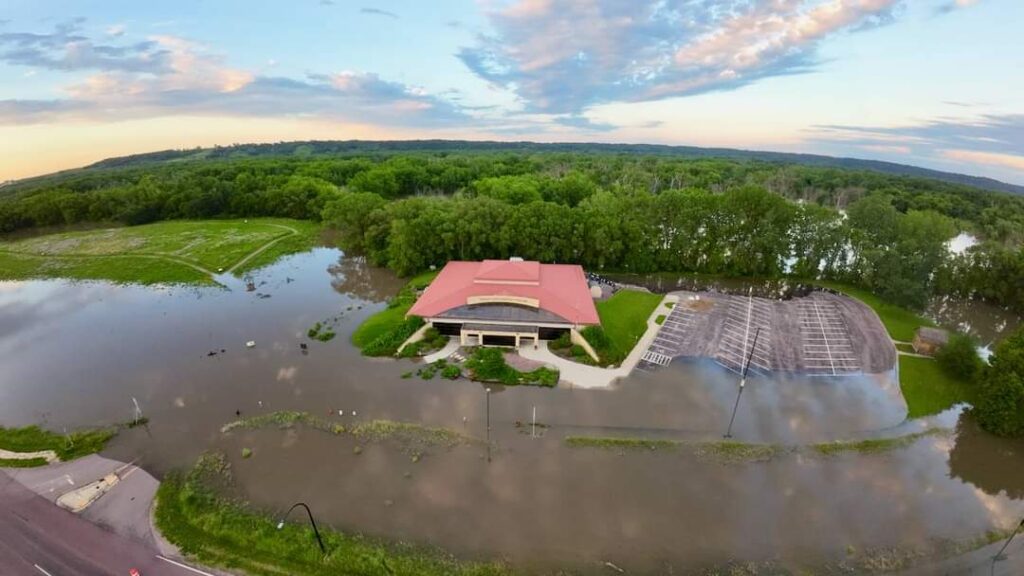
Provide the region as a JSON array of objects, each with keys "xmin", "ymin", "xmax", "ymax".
[{"xmin": 276, "ymin": 366, "xmax": 298, "ymax": 382}]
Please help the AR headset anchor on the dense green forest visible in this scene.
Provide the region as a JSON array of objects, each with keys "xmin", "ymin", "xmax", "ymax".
[{"xmin": 1, "ymin": 147, "xmax": 1022, "ymax": 311}]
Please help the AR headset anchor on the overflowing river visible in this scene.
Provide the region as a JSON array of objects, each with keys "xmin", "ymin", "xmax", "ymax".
[{"xmin": 1, "ymin": 248, "xmax": 1022, "ymax": 573}]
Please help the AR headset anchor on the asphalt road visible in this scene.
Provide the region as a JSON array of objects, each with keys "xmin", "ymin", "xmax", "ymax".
[{"xmin": 0, "ymin": 470, "xmax": 205, "ymax": 576}]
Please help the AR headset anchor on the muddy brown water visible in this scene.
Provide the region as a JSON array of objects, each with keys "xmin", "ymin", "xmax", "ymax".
[{"xmin": 1, "ymin": 248, "xmax": 1022, "ymax": 573}]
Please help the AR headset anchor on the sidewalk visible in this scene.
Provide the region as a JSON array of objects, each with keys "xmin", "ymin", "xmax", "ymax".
[{"xmin": 519, "ymin": 294, "xmax": 678, "ymax": 388}]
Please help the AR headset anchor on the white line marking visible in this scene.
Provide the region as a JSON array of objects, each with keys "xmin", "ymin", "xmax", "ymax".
[
  {"xmin": 156, "ymin": 555, "xmax": 219, "ymax": 576},
  {"xmin": 34, "ymin": 565, "xmax": 54, "ymax": 576}
]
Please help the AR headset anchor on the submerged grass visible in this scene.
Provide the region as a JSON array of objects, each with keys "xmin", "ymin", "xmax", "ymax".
[
  {"xmin": 566, "ymin": 429, "xmax": 951, "ymax": 463},
  {"xmin": 220, "ymin": 411, "xmax": 344, "ymax": 435},
  {"xmin": 0, "ymin": 218, "xmax": 316, "ymax": 285},
  {"xmin": 221, "ymin": 411, "xmax": 475, "ymax": 451},
  {"xmin": 564, "ymin": 436, "xmax": 680, "ymax": 451},
  {"xmin": 811, "ymin": 428, "xmax": 950, "ymax": 456},
  {"xmin": 155, "ymin": 452, "xmax": 512, "ymax": 576}
]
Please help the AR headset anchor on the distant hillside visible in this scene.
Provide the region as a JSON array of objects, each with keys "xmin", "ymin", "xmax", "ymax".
[{"xmin": 6, "ymin": 139, "xmax": 1024, "ymax": 196}]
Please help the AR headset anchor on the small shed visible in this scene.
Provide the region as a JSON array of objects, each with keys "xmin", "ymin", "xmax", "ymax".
[{"xmin": 912, "ymin": 327, "xmax": 950, "ymax": 356}]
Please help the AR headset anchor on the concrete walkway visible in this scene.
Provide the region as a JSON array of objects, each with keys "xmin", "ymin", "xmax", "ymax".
[
  {"xmin": 519, "ymin": 294, "xmax": 678, "ymax": 388},
  {"xmin": 424, "ymin": 339, "xmax": 461, "ymax": 363}
]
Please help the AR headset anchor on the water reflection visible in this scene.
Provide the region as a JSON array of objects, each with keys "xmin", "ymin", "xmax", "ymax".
[
  {"xmin": 950, "ymin": 416, "xmax": 1024, "ymax": 500},
  {"xmin": 0, "ymin": 249, "xmax": 1022, "ymax": 573}
]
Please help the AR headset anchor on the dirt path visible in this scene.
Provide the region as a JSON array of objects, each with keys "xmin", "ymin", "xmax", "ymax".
[{"xmin": 225, "ymin": 223, "xmax": 298, "ymax": 275}]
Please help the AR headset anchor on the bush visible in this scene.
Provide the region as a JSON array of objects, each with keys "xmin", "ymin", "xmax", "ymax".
[
  {"xmin": 581, "ymin": 326, "xmax": 610, "ymax": 350},
  {"xmin": 570, "ymin": 344, "xmax": 586, "ymax": 357},
  {"xmin": 550, "ymin": 332, "xmax": 572, "ymax": 350},
  {"xmin": 936, "ymin": 333, "xmax": 982, "ymax": 380},
  {"xmin": 441, "ymin": 364, "xmax": 461, "ymax": 380},
  {"xmin": 464, "ymin": 348, "xmax": 558, "ymax": 387}
]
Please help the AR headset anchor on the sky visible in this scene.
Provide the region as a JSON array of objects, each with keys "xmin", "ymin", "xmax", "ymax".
[{"xmin": 1, "ymin": 0, "xmax": 1023, "ymax": 185}]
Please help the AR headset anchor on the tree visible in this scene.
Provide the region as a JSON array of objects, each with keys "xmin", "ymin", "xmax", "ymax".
[
  {"xmin": 936, "ymin": 333, "xmax": 982, "ymax": 380},
  {"xmin": 973, "ymin": 328, "xmax": 1024, "ymax": 437},
  {"xmin": 321, "ymin": 191, "xmax": 387, "ymax": 252}
]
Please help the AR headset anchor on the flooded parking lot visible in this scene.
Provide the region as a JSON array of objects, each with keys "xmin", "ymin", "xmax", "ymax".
[{"xmin": 1, "ymin": 248, "xmax": 1022, "ymax": 573}]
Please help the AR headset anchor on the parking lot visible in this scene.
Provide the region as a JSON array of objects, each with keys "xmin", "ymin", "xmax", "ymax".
[{"xmin": 636, "ymin": 290, "xmax": 895, "ymax": 376}]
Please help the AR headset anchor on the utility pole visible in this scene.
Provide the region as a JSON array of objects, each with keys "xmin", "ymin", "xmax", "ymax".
[
  {"xmin": 485, "ymin": 388, "xmax": 492, "ymax": 463},
  {"xmin": 725, "ymin": 327, "xmax": 761, "ymax": 439}
]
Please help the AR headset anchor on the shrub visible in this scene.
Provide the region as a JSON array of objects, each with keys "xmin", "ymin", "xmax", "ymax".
[
  {"xmin": 550, "ymin": 332, "xmax": 572, "ymax": 350},
  {"xmin": 936, "ymin": 333, "xmax": 982, "ymax": 380},
  {"xmin": 570, "ymin": 344, "xmax": 586, "ymax": 357},
  {"xmin": 441, "ymin": 364, "xmax": 461, "ymax": 380},
  {"xmin": 581, "ymin": 325, "xmax": 610, "ymax": 350}
]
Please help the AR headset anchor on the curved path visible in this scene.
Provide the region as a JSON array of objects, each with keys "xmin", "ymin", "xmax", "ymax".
[{"xmin": 225, "ymin": 223, "xmax": 299, "ymax": 274}]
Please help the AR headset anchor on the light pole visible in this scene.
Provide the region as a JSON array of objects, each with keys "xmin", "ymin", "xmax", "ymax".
[
  {"xmin": 277, "ymin": 502, "xmax": 326, "ymax": 555},
  {"xmin": 725, "ymin": 327, "xmax": 761, "ymax": 439},
  {"xmin": 992, "ymin": 517, "xmax": 1024, "ymax": 575},
  {"xmin": 485, "ymin": 387, "xmax": 492, "ymax": 463}
]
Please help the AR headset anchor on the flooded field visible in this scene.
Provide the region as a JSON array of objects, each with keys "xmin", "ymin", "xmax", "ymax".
[{"xmin": 1, "ymin": 248, "xmax": 1023, "ymax": 573}]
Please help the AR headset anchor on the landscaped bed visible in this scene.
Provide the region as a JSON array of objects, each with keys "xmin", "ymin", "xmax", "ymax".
[{"xmin": 465, "ymin": 347, "xmax": 559, "ymax": 386}]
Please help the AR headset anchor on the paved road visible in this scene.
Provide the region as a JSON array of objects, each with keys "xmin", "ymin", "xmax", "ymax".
[{"xmin": 0, "ymin": 470, "xmax": 206, "ymax": 576}]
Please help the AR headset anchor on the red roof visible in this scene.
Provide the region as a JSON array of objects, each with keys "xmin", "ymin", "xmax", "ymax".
[{"xmin": 407, "ymin": 260, "xmax": 600, "ymax": 325}]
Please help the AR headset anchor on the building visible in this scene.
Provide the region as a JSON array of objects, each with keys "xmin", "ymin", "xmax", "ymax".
[
  {"xmin": 407, "ymin": 259, "xmax": 600, "ymax": 348},
  {"xmin": 912, "ymin": 327, "xmax": 950, "ymax": 356}
]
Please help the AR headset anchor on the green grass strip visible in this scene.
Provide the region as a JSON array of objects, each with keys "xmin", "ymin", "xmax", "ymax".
[
  {"xmin": 898, "ymin": 355, "xmax": 977, "ymax": 418},
  {"xmin": 814, "ymin": 281, "xmax": 934, "ymax": 342},
  {"xmin": 155, "ymin": 453, "xmax": 512, "ymax": 576}
]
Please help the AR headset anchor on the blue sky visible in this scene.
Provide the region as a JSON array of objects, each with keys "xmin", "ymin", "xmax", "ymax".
[{"xmin": 2, "ymin": 0, "xmax": 1022, "ymax": 185}]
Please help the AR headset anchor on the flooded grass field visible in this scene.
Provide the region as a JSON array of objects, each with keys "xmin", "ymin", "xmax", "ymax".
[{"xmin": 1, "ymin": 247, "xmax": 1022, "ymax": 573}]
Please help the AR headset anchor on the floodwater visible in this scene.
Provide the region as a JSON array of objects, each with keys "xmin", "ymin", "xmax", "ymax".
[{"xmin": 1, "ymin": 248, "xmax": 1023, "ymax": 573}]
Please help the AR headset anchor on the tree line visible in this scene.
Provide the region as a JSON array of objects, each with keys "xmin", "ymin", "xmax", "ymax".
[{"xmin": 1, "ymin": 152, "xmax": 1022, "ymax": 311}]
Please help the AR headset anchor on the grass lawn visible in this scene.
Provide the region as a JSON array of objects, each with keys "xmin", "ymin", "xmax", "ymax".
[
  {"xmin": 0, "ymin": 218, "xmax": 318, "ymax": 285},
  {"xmin": 815, "ymin": 281, "xmax": 934, "ymax": 342},
  {"xmin": 155, "ymin": 453, "xmax": 511, "ymax": 576},
  {"xmin": 594, "ymin": 290, "xmax": 663, "ymax": 364},
  {"xmin": 352, "ymin": 270, "xmax": 439, "ymax": 351},
  {"xmin": 899, "ymin": 355, "xmax": 977, "ymax": 418}
]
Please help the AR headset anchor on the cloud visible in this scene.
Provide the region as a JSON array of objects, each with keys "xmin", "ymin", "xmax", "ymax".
[
  {"xmin": 458, "ymin": 0, "xmax": 901, "ymax": 115},
  {"xmin": 360, "ymin": 7, "xmax": 399, "ymax": 19},
  {"xmin": 106, "ymin": 24, "xmax": 126, "ymax": 37},
  {"xmin": 0, "ymin": 23, "xmax": 469, "ymax": 129},
  {"xmin": 934, "ymin": 0, "xmax": 981, "ymax": 15},
  {"xmin": 814, "ymin": 114, "xmax": 1024, "ymax": 157},
  {"xmin": 941, "ymin": 150, "xmax": 1024, "ymax": 172},
  {"xmin": 809, "ymin": 113, "xmax": 1024, "ymax": 181},
  {"xmin": 0, "ymin": 20, "xmax": 171, "ymax": 73}
]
